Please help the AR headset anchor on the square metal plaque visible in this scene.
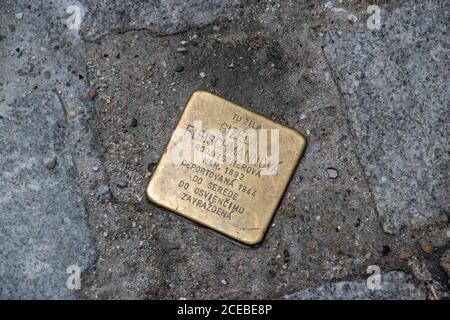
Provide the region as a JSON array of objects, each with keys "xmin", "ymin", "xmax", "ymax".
[{"xmin": 146, "ymin": 91, "xmax": 306, "ymax": 244}]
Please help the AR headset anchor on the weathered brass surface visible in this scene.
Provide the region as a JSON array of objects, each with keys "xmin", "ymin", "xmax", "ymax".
[{"xmin": 146, "ymin": 91, "xmax": 306, "ymax": 244}]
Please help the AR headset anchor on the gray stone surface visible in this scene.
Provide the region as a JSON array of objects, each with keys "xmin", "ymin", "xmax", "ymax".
[
  {"xmin": 81, "ymin": 21, "xmax": 386, "ymax": 298},
  {"xmin": 1, "ymin": 0, "xmax": 449, "ymax": 299},
  {"xmin": 0, "ymin": 93, "xmax": 95, "ymax": 298},
  {"xmin": 324, "ymin": 1, "xmax": 450, "ymax": 233},
  {"xmin": 0, "ymin": 0, "xmax": 97, "ymax": 298},
  {"xmin": 283, "ymin": 271, "xmax": 426, "ymax": 300}
]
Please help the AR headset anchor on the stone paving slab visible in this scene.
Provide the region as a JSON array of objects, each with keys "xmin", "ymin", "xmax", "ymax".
[
  {"xmin": 0, "ymin": 0, "xmax": 97, "ymax": 299},
  {"xmin": 324, "ymin": 0, "xmax": 450, "ymax": 233},
  {"xmin": 0, "ymin": 93, "xmax": 95, "ymax": 298},
  {"xmin": 283, "ymin": 271, "xmax": 426, "ymax": 300},
  {"xmin": 80, "ymin": 0, "xmax": 242, "ymax": 40}
]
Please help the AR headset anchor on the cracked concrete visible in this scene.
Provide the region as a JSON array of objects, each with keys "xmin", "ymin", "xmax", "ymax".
[{"xmin": 0, "ymin": 0, "xmax": 448, "ymax": 299}]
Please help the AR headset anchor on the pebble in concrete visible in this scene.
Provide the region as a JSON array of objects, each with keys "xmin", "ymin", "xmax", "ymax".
[
  {"xmin": 44, "ymin": 155, "xmax": 57, "ymax": 169},
  {"xmin": 326, "ymin": 167, "xmax": 338, "ymax": 179}
]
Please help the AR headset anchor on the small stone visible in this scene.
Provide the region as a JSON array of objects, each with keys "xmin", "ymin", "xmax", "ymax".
[
  {"xmin": 248, "ymin": 34, "xmax": 265, "ymax": 49},
  {"xmin": 408, "ymin": 257, "xmax": 432, "ymax": 281},
  {"xmin": 130, "ymin": 118, "xmax": 138, "ymax": 127},
  {"xmin": 147, "ymin": 162, "xmax": 156, "ymax": 172},
  {"xmin": 213, "ymin": 25, "xmax": 220, "ymax": 31},
  {"xmin": 96, "ymin": 184, "xmax": 110, "ymax": 197},
  {"xmin": 175, "ymin": 66, "xmax": 184, "ymax": 73},
  {"xmin": 420, "ymin": 240, "xmax": 433, "ymax": 254},
  {"xmin": 44, "ymin": 155, "xmax": 57, "ymax": 169},
  {"xmin": 381, "ymin": 244, "xmax": 391, "ymax": 256},
  {"xmin": 92, "ymin": 166, "xmax": 99, "ymax": 172},
  {"xmin": 326, "ymin": 167, "xmax": 338, "ymax": 179},
  {"xmin": 87, "ymin": 88, "xmax": 97, "ymax": 99},
  {"xmin": 131, "ymin": 221, "xmax": 137, "ymax": 228},
  {"xmin": 337, "ymin": 133, "xmax": 348, "ymax": 143},
  {"xmin": 56, "ymin": 119, "xmax": 66, "ymax": 128},
  {"xmin": 15, "ymin": 12, "xmax": 23, "ymax": 20},
  {"xmin": 67, "ymin": 110, "xmax": 77, "ymax": 118},
  {"xmin": 103, "ymin": 231, "xmax": 108, "ymax": 238},
  {"xmin": 116, "ymin": 179, "xmax": 128, "ymax": 188},
  {"xmin": 176, "ymin": 47, "xmax": 187, "ymax": 53},
  {"xmin": 399, "ymin": 251, "xmax": 411, "ymax": 260},
  {"xmin": 220, "ymin": 279, "xmax": 227, "ymax": 285},
  {"xmin": 324, "ymin": 0, "xmax": 333, "ymax": 9},
  {"xmin": 180, "ymin": 40, "xmax": 188, "ymax": 45},
  {"xmin": 199, "ymin": 72, "xmax": 206, "ymax": 78}
]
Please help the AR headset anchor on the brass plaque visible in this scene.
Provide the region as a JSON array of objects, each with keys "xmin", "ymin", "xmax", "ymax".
[{"xmin": 146, "ymin": 91, "xmax": 306, "ymax": 244}]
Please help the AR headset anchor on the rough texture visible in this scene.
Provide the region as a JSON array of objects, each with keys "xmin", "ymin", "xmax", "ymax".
[
  {"xmin": 283, "ymin": 272, "xmax": 426, "ymax": 300},
  {"xmin": 0, "ymin": 0, "xmax": 97, "ymax": 298}
]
